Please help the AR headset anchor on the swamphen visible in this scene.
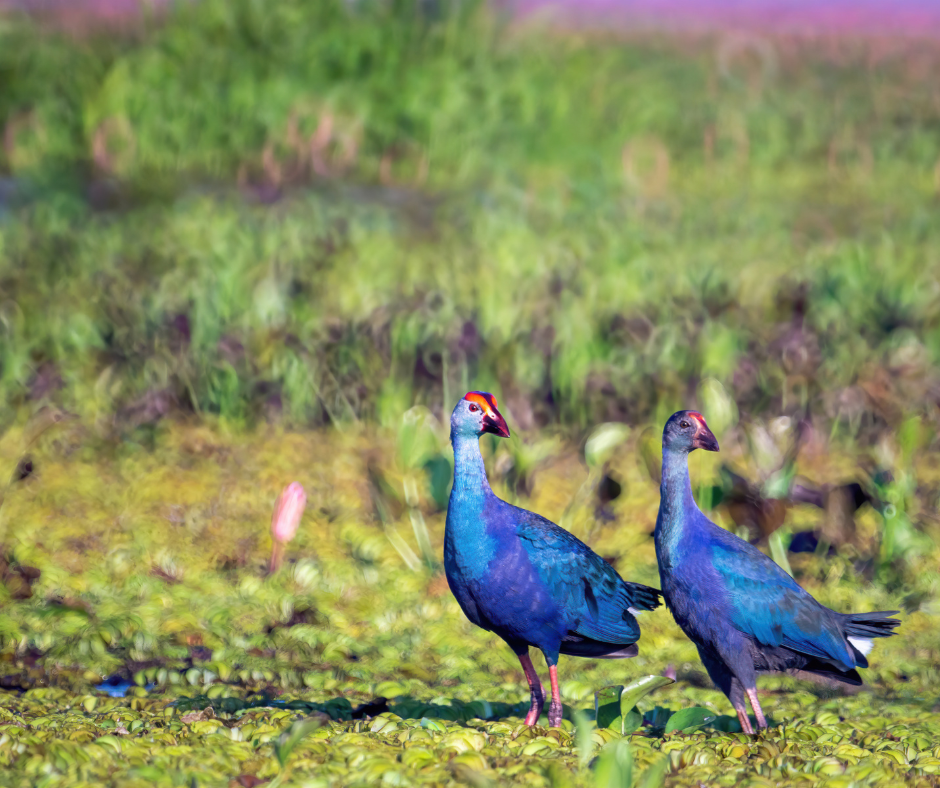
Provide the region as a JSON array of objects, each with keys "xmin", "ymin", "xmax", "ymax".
[
  {"xmin": 445, "ymin": 392, "xmax": 661, "ymax": 727},
  {"xmin": 655, "ymin": 411, "xmax": 900, "ymax": 733}
]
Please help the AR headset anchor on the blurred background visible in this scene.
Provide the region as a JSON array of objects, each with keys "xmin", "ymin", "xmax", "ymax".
[{"xmin": 0, "ymin": 0, "xmax": 939, "ymax": 783}]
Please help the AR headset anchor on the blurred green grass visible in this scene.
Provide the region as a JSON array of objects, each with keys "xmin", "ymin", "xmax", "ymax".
[
  {"xmin": 1, "ymin": 0, "xmax": 940, "ymax": 434},
  {"xmin": 1, "ymin": 1, "xmax": 940, "ymax": 785}
]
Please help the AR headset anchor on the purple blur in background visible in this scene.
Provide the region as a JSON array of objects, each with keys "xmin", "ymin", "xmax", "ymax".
[
  {"xmin": 4, "ymin": 0, "xmax": 940, "ymax": 37},
  {"xmin": 506, "ymin": 0, "xmax": 940, "ymax": 37}
]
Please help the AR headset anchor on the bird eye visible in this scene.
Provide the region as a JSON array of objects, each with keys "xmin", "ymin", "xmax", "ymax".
[
  {"xmin": 468, "ymin": 403, "xmax": 479, "ymax": 413},
  {"xmin": 680, "ymin": 420, "xmax": 690, "ymax": 429}
]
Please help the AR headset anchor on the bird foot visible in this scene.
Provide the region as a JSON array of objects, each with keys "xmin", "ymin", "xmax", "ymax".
[
  {"xmin": 547, "ymin": 700, "xmax": 563, "ymax": 728},
  {"xmin": 523, "ymin": 687, "xmax": 544, "ymax": 726},
  {"xmin": 518, "ymin": 654, "xmax": 545, "ymax": 726},
  {"xmin": 745, "ymin": 687, "xmax": 768, "ymax": 731}
]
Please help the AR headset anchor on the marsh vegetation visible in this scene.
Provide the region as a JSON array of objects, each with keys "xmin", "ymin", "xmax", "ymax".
[{"xmin": 1, "ymin": 1, "xmax": 939, "ymax": 785}]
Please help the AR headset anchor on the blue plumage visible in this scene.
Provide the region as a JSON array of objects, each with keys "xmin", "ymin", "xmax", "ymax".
[
  {"xmin": 655, "ymin": 410, "xmax": 900, "ymax": 732},
  {"xmin": 445, "ymin": 392, "xmax": 660, "ymax": 727}
]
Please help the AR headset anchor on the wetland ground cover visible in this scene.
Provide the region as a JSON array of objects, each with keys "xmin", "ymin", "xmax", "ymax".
[
  {"xmin": 1, "ymin": 0, "xmax": 940, "ymax": 785},
  {"xmin": 0, "ymin": 421, "xmax": 938, "ymax": 788}
]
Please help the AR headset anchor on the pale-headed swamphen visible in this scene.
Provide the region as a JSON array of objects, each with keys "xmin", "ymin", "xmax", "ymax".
[
  {"xmin": 445, "ymin": 392, "xmax": 661, "ymax": 727},
  {"xmin": 655, "ymin": 410, "xmax": 900, "ymax": 733}
]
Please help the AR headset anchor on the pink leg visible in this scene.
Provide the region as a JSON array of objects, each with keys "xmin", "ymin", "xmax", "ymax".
[
  {"xmin": 547, "ymin": 664, "xmax": 563, "ymax": 728},
  {"xmin": 518, "ymin": 652, "xmax": 544, "ymax": 726},
  {"xmin": 735, "ymin": 706, "xmax": 754, "ymax": 735},
  {"xmin": 746, "ymin": 688, "xmax": 768, "ymax": 731},
  {"xmin": 729, "ymin": 678, "xmax": 754, "ymax": 734}
]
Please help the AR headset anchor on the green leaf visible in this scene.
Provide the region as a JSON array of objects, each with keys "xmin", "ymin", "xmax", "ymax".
[
  {"xmin": 698, "ymin": 377, "xmax": 739, "ymax": 437},
  {"xmin": 93, "ymin": 735, "xmax": 122, "ymax": 755},
  {"xmin": 768, "ymin": 529, "xmax": 794, "ymax": 577},
  {"xmin": 762, "ymin": 465, "xmax": 795, "ymax": 499},
  {"xmin": 398, "ymin": 406, "xmax": 441, "ymax": 470},
  {"xmin": 273, "ymin": 717, "xmax": 323, "ymax": 768},
  {"xmin": 619, "ymin": 675, "xmax": 674, "ymax": 719},
  {"xmin": 423, "ymin": 454, "xmax": 452, "ymax": 510},
  {"xmin": 597, "ymin": 677, "xmax": 673, "ymax": 735},
  {"xmin": 585, "ymin": 423, "xmax": 630, "ymax": 469},
  {"xmin": 594, "ymin": 684, "xmax": 624, "ymax": 730},
  {"xmin": 636, "ymin": 754, "xmax": 669, "ymax": 788},
  {"xmin": 621, "ymin": 705, "xmax": 644, "ymax": 735},
  {"xmin": 898, "ymin": 414, "xmax": 922, "ymax": 467},
  {"xmin": 593, "ymin": 739, "xmax": 633, "ymax": 787},
  {"xmin": 664, "ymin": 706, "xmax": 717, "ymax": 734},
  {"xmin": 574, "ymin": 710, "xmax": 595, "ymax": 771},
  {"xmin": 706, "ymin": 715, "xmax": 742, "ymax": 733}
]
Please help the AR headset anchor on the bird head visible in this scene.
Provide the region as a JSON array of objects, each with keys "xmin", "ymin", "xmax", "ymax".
[
  {"xmin": 663, "ymin": 410, "xmax": 719, "ymax": 454},
  {"xmin": 451, "ymin": 391, "xmax": 511, "ymax": 439}
]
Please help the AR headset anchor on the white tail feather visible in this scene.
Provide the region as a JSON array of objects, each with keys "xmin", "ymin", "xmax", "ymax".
[{"xmin": 848, "ymin": 636, "xmax": 873, "ymax": 656}]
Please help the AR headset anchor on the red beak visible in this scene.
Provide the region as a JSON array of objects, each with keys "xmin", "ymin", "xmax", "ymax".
[
  {"xmin": 692, "ymin": 424, "xmax": 719, "ymax": 452},
  {"xmin": 482, "ymin": 408, "xmax": 510, "ymax": 438}
]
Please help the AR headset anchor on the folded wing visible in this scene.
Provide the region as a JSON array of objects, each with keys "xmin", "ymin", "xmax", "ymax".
[
  {"xmin": 710, "ymin": 532, "xmax": 858, "ymax": 671},
  {"xmin": 514, "ymin": 509, "xmax": 661, "ymax": 649}
]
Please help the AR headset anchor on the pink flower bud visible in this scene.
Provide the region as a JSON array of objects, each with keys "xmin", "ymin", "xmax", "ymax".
[
  {"xmin": 269, "ymin": 482, "xmax": 306, "ymax": 574},
  {"xmin": 271, "ymin": 482, "xmax": 306, "ymax": 544}
]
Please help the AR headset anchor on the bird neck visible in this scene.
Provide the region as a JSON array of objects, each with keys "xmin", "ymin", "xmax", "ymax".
[
  {"xmin": 446, "ymin": 432, "xmax": 500, "ymax": 574},
  {"xmin": 449, "ymin": 432, "xmax": 493, "ymax": 510},
  {"xmin": 658, "ymin": 447, "xmax": 699, "ymax": 548}
]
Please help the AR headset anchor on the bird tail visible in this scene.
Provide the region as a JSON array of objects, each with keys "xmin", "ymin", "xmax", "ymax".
[
  {"xmin": 840, "ymin": 610, "xmax": 900, "ymax": 668},
  {"xmin": 624, "ymin": 582, "xmax": 662, "ymax": 612},
  {"xmin": 787, "ymin": 665, "xmax": 863, "ymax": 688},
  {"xmin": 841, "ymin": 610, "xmax": 901, "ymax": 639},
  {"xmin": 560, "ymin": 638, "xmax": 639, "ymax": 659}
]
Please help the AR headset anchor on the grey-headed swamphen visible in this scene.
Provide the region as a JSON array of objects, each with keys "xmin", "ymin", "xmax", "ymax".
[
  {"xmin": 655, "ymin": 410, "xmax": 900, "ymax": 733},
  {"xmin": 445, "ymin": 392, "xmax": 661, "ymax": 727}
]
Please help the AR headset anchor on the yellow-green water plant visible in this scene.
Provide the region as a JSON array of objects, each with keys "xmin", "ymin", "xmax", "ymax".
[{"xmin": 270, "ymin": 716, "xmax": 326, "ymax": 787}]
